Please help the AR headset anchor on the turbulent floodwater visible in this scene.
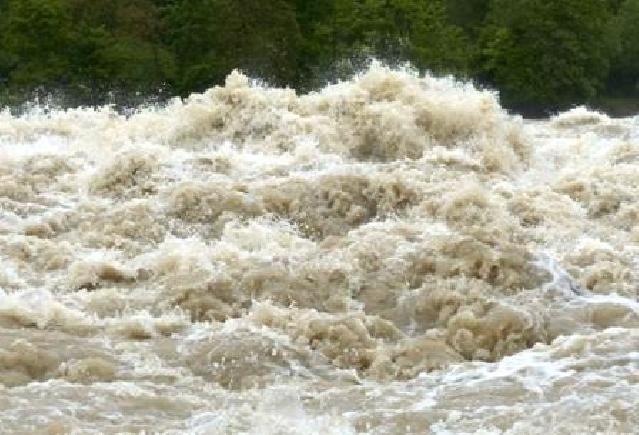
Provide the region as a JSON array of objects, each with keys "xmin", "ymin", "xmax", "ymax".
[{"xmin": 0, "ymin": 66, "xmax": 638, "ymax": 434}]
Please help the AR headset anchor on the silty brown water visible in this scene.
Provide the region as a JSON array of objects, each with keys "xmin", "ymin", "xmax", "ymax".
[{"xmin": 0, "ymin": 65, "xmax": 638, "ymax": 434}]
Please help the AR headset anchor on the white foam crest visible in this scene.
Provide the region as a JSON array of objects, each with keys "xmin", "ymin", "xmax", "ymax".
[
  {"xmin": 0, "ymin": 66, "xmax": 637, "ymax": 433},
  {"xmin": 0, "ymin": 288, "xmax": 90, "ymax": 329},
  {"xmin": 184, "ymin": 388, "xmax": 356, "ymax": 435},
  {"xmin": 551, "ymin": 106, "xmax": 611, "ymax": 127}
]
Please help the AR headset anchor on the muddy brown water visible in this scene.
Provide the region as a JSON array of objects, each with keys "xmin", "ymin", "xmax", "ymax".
[{"xmin": 0, "ymin": 66, "xmax": 638, "ymax": 434}]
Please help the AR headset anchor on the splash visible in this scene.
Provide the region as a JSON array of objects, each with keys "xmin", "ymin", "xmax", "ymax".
[{"xmin": 0, "ymin": 65, "xmax": 638, "ymax": 433}]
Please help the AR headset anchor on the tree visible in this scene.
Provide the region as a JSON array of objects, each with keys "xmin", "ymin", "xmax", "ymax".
[
  {"xmin": 401, "ymin": 0, "xmax": 471, "ymax": 74},
  {"xmin": 445, "ymin": 0, "xmax": 490, "ymax": 32},
  {"xmin": 165, "ymin": 0, "xmax": 301, "ymax": 94},
  {"xmin": 0, "ymin": 0, "xmax": 12, "ymax": 83},
  {"xmin": 295, "ymin": 0, "xmax": 470, "ymax": 86},
  {"xmin": 608, "ymin": 0, "xmax": 639, "ymax": 95},
  {"xmin": 0, "ymin": 0, "xmax": 174, "ymax": 105},
  {"xmin": 480, "ymin": 0, "xmax": 617, "ymax": 109},
  {"xmin": 294, "ymin": 0, "xmax": 338, "ymax": 88},
  {"xmin": 1, "ymin": 0, "xmax": 74, "ymax": 89},
  {"xmin": 0, "ymin": 0, "xmax": 634, "ymax": 112},
  {"xmin": 69, "ymin": 0, "xmax": 175, "ymax": 100}
]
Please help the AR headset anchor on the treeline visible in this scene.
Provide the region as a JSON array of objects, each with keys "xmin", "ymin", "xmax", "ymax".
[{"xmin": 0, "ymin": 0, "xmax": 638, "ymax": 113}]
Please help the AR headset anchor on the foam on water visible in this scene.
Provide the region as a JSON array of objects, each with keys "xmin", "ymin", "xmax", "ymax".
[{"xmin": 0, "ymin": 65, "xmax": 637, "ymax": 433}]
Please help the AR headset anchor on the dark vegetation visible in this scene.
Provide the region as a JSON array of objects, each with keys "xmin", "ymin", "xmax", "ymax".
[{"xmin": 0, "ymin": 0, "xmax": 638, "ymax": 115}]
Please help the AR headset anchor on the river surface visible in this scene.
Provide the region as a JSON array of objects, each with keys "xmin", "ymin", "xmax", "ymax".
[{"xmin": 0, "ymin": 66, "xmax": 638, "ymax": 434}]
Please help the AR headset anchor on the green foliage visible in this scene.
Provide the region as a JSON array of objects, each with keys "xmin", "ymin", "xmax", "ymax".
[
  {"xmin": 401, "ymin": 0, "xmax": 470, "ymax": 74},
  {"xmin": 295, "ymin": 0, "xmax": 469, "ymax": 87},
  {"xmin": 608, "ymin": 0, "xmax": 639, "ymax": 95},
  {"xmin": 166, "ymin": 0, "xmax": 300, "ymax": 93},
  {"xmin": 0, "ymin": 0, "xmax": 174, "ymax": 104},
  {"xmin": 445, "ymin": 0, "xmax": 490, "ymax": 32},
  {"xmin": 2, "ymin": 0, "xmax": 74, "ymax": 88},
  {"xmin": 0, "ymin": 0, "xmax": 636, "ymax": 113},
  {"xmin": 480, "ymin": 0, "xmax": 616, "ymax": 108}
]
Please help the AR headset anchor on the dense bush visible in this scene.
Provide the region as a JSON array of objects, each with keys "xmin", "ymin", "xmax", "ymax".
[
  {"xmin": 480, "ymin": 0, "xmax": 617, "ymax": 108},
  {"xmin": 0, "ymin": 0, "xmax": 637, "ymax": 112}
]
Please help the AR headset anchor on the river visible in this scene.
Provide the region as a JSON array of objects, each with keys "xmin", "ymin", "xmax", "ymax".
[{"xmin": 0, "ymin": 65, "xmax": 637, "ymax": 434}]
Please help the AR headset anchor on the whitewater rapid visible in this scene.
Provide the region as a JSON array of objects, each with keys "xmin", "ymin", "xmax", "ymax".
[{"xmin": 0, "ymin": 66, "xmax": 638, "ymax": 434}]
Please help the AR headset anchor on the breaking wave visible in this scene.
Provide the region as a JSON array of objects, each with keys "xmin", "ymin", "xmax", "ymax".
[{"xmin": 0, "ymin": 65, "xmax": 638, "ymax": 433}]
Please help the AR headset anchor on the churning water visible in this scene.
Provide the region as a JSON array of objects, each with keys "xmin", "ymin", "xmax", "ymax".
[{"xmin": 0, "ymin": 66, "xmax": 638, "ymax": 434}]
